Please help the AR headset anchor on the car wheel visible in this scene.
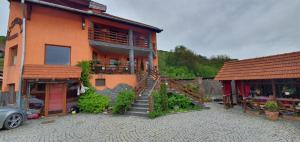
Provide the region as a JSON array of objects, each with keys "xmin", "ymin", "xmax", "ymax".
[{"xmin": 4, "ymin": 113, "xmax": 23, "ymax": 130}]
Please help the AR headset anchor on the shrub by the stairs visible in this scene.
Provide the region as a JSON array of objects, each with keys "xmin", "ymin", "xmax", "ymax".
[
  {"xmin": 78, "ymin": 89, "xmax": 110, "ymax": 113},
  {"xmin": 160, "ymin": 84, "xmax": 168, "ymax": 112},
  {"xmin": 168, "ymin": 94, "xmax": 192, "ymax": 109},
  {"xmin": 149, "ymin": 91, "xmax": 164, "ymax": 118},
  {"xmin": 77, "ymin": 60, "xmax": 110, "ymax": 113},
  {"xmin": 113, "ymin": 89, "xmax": 135, "ymax": 114},
  {"xmin": 77, "ymin": 61, "xmax": 92, "ymax": 88}
]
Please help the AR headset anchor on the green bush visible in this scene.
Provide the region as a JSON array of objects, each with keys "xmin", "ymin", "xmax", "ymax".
[
  {"xmin": 265, "ymin": 101, "xmax": 279, "ymax": 112},
  {"xmin": 168, "ymin": 94, "xmax": 192, "ymax": 109},
  {"xmin": 78, "ymin": 89, "xmax": 110, "ymax": 113},
  {"xmin": 77, "ymin": 61, "xmax": 92, "ymax": 88},
  {"xmin": 149, "ymin": 111, "xmax": 164, "ymax": 119},
  {"xmin": 160, "ymin": 84, "xmax": 168, "ymax": 112},
  {"xmin": 149, "ymin": 91, "xmax": 164, "ymax": 118},
  {"xmin": 77, "ymin": 61, "xmax": 109, "ymax": 113},
  {"xmin": 113, "ymin": 90, "xmax": 135, "ymax": 114},
  {"xmin": 152, "ymin": 91, "xmax": 162, "ymax": 112}
]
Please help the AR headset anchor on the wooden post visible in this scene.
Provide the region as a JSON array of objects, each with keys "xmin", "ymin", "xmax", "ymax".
[
  {"xmin": 241, "ymin": 81, "xmax": 245, "ymax": 97},
  {"xmin": 241, "ymin": 81, "xmax": 247, "ymax": 112},
  {"xmin": 45, "ymin": 84, "xmax": 49, "ymax": 117},
  {"xmin": 63, "ymin": 83, "xmax": 67, "ymax": 115},
  {"xmin": 148, "ymin": 95, "xmax": 153, "ymax": 112},
  {"xmin": 272, "ymin": 79, "xmax": 276, "ymax": 98}
]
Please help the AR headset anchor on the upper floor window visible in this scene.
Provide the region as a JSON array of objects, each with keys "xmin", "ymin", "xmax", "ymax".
[
  {"xmin": 9, "ymin": 46, "xmax": 18, "ymax": 65},
  {"xmin": 45, "ymin": 45, "xmax": 70, "ymax": 65}
]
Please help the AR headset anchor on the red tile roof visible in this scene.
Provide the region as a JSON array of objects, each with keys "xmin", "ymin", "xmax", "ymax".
[
  {"xmin": 215, "ymin": 51, "xmax": 300, "ymax": 81},
  {"xmin": 25, "ymin": 0, "xmax": 163, "ymax": 33},
  {"xmin": 23, "ymin": 65, "xmax": 81, "ymax": 79},
  {"xmin": 98, "ymin": 13, "xmax": 163, "ymax": 32}
]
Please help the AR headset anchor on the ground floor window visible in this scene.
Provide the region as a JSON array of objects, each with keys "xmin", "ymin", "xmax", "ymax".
[
  {"xmin": 95, "ymin": 79, "xmax": 105, "ymax": 86},
  {"xmin": 245, "ymin": 80, "xmax": 273, "ymax": 97},
  {"xmin": 275, "ymin": 79, "xmax": 300, "ymax": 99},
  {"xmin": 8, "ymin": 84, "xmax": 16, "ymax": 104},
  {"xmin": 242, "ymin": 79, "xmax": 300, "ymax": 99}
]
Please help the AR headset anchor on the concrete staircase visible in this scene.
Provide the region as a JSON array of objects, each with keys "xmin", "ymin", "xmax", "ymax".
[{"xmin": 127, "ymin": 77, "xmax": 155, "ymax": 117}]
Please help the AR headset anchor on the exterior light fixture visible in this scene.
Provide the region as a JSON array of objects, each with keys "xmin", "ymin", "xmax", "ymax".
[{"xmin": 82, "ymin": 17, "xmax": 86, "ymax": 30}]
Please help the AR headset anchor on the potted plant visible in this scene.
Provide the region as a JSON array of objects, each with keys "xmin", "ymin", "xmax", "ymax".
[
  {"xmin": 264, "ymin": 101, "xmax": 280, "ymax": 121},
  {"xmin": 282, "ymin": 86, "xmax": 296, "ymax": 96},
  {"xmin": 113, "ymin": 60, "xmax": 121, "ymax": 66}
]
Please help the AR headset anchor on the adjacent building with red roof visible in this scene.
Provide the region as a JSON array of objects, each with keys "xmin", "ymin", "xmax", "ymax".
[{"xmin": 215, "ymin": 51, "xmax": 300, "ymax": 108}]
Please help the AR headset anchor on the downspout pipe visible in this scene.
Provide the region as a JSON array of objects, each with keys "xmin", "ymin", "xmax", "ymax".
[{"xmin": 18, "ymin": 0, "xmax": 26, "ymax": 108}]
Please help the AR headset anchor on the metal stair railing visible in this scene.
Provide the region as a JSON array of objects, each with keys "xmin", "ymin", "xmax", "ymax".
[{"xmin": 163, "ymin": 78, "xmax": 204, "ymax": 104}]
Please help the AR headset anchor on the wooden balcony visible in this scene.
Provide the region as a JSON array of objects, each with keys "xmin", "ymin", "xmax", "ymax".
[
  {"xmin": 91, "ymin": 64, "xmax": 131, "ymax": 74},
  {"xmin": 133, "ymin": 33, "xmax": 149, "ymax": 48},
  {"xmin": 88, "ymin": 27, "xmax": 150, "ymax": 48},
  {"xmin": 88, "ymin": 27, "xmax": 129, "ymax": 45}
]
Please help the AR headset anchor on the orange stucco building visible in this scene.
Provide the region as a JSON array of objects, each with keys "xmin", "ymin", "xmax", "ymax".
[{"xmin": 3, "ymin": 0, "xmax": 162, "ymax": 116}]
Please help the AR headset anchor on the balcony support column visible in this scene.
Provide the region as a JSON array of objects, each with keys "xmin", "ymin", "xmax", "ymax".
[
  {"xmin": 148, "ymin": 52, "xmax": 153, "ymax": 72},
  {"xmin": 129, "ymin": 49, "xmax": 134, "ymax": 74},
  {"xmin": 148, "ymin": 32, "xmax": 153, "ymax": 49},
  {"xmin": 129, "ymin": 30, "xmax": 135, "ymax": 74},
  {"xmin": 148, "ymin": 32, "xmax": 153, "ymax": 72}
]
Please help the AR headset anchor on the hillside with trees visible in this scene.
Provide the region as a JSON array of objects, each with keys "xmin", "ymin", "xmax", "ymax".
[
  {"xmin": 0, "ymin": 36, "xmax": 5, "ymax": 43},
  {"xmin": 158, "ymin": 46, "xmax": 234, "ymax": 79}
]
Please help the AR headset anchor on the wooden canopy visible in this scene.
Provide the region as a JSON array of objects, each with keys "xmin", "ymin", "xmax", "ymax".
[
  {"xmin": 23, "ymin": 65, "xmax": 81, "ymax": 79},
  {"xmin": 215, "ymin": 51, "xmax": 300, "ymax": 81}
]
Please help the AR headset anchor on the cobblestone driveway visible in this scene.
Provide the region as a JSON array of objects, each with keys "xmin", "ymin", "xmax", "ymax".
[{"xmin": 0, "ymin": 103, "xmax": 299, "ymax": 142}]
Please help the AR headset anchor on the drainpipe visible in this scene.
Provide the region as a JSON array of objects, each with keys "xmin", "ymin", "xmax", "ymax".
[{"xmin": 17, "ymin": 0, "xmax": 26, "ymax": 108}]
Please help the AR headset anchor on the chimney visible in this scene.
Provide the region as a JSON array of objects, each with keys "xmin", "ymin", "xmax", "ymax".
[{"xmin": 89, "ymin": 1, "xmax": 107, "ymax": 14}]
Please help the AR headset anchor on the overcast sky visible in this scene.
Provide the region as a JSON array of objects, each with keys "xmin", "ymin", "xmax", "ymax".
[{"xmin": 1, "ymin": 0, "xmax": 300, "ymax": 59}]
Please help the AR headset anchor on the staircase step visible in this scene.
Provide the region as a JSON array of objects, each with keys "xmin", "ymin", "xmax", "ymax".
[
  {"xmin": 130, "ymin": 107, "xmax": 148, "ymax": 112},
  {"xmin": 132, "ymin": 103, "xmax": 149, "ymax": 107},
  {"xmin": 138, "ymin": 96, "xmax": 149, "ymax": 100},
  {"xmin": 136, "ymin": 98, "xmax": 148, "ymax": 101},
  {"xmin": 127, "ymin": 111, "xmax": 148, "ymax": 117},
  {"xmin": 136, "ymin": 100, "xmax": 148, "ymax": 103}
]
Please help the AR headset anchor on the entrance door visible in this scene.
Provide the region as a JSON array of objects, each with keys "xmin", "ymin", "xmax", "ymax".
[
  {"xmin": 8, "ymin": 84, "xmax": 16, "ymax": 104},
  {"xmin": 47, "ymin": 84, "xmax": 66, "ymax": 116}
]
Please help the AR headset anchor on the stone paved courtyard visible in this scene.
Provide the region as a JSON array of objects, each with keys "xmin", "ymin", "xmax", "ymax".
[{"xmin": 0, "ymin": 103, "xmax": 299, "ymax": 142}]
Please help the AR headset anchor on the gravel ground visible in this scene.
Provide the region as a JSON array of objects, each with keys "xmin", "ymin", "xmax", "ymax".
[{"xmin": 0, "ymin": 103, "xmax": 299, "ymax": 142}]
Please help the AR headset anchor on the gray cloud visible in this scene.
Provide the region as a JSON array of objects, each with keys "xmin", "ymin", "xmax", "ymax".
[
  {"xmin": 0, "ymin": 1, "xmax": 9, "ymax": 36},
  {"xmin": 1, "ymin": 0, "xmax": 300, "ymax": 59}
]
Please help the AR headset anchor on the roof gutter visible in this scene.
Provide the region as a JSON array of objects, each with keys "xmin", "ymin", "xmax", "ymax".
[
  {"xmin": 18, "ymin": 0, "xmax": 26, "ymax": 108},
  {"xmin": 25, "ymin": 0, "xmax": 163, "ymax": 33}
]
